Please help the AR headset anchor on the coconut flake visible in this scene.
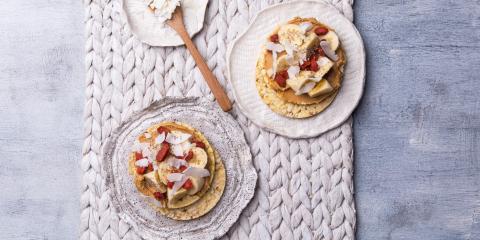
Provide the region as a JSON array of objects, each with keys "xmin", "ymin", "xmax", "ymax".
[
  {"xmin": 287, "ymin": 66, "xmax": 300, "ymax": 78},
  {"xmin": 298, "ymin": 22, "xmax": 313, "ymax": 33},
  {"xmin": 167, "ymin": 172, "xmax": 185, "ymax": 182},
  {"xmin": 155, "ymin": 132, "xmax": 166, "ymax": 144},
  {"xmin": 297, "ymin": 51, "xmax": 307, "ymax": 65},
  {"xmin": 166, "ymin": 156, "xmax": 187, "ymax": 169},
  {"xmin": 285, "ymin": 55, "xmax": 297, "ymax": 65},
  {"xmin": 165, "ymin": 131, "xmax": 191, "ymax": 144},
  {"xmin": 183, "ymin": 166, "xmax": 210, "ymax": 178},
  {"xmin": 171, "ymin": 177, "xmax": 188, "ymax": 195},
  {"xmin": 272, "ymin": 51, "xmax": 278, "ymax": 76},
  {"xmin": 317, "ymin": 57, "xmax": 332, "ymax": 67},
  {"xmin": 267, "ymin": 68, "xmax": 274, "ymax": 77},
  {"xmin": 135, "ymin": 158, "xmax": 150, "ymax": 167},
  {"xmin": 320, "ymin": 41, "xmax": 338, "ymax": 61},
  {"xmin": 145, "ymin": 147, "xmax": 156, "ymax": 161},
  {"xmin": 170, "ymin": 141, "xmax": 192, "ymax": 157},
  {"xmin": 295, "ymin": 81, "xmax": 316, "ymax": 95},
  {"xmin": 265, "ymin": 42, "xmax": 284, "ymax": 53},
  {"xmin": 132, "ymin": 140, "xmax": 153, "ymax": 159},
  {"xmin": 308, "ymin": 77, "xmax": 323, "ymax": 82},
  {"xmin": 170, "ymin": 144, "xmax": 184, "ymax": 157},
  {"xmin": 166, "ymin": 166, "xmax": 210, "ymax": 196},
  {"xmin": 167, "ymin": 172, "xmax": 188, "ymax": 195},
  {"xmin": 131, "ymin": 140, "xmax": 143, "ymax": 152},
  {"xmin": 283, "ymin": 42, "xmax": 295, "ymax": 58}
]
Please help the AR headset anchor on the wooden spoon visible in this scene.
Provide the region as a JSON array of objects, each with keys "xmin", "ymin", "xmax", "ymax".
[{"xmin": 167, "ymin": 6, "xmax": 232, "ymax": 112}]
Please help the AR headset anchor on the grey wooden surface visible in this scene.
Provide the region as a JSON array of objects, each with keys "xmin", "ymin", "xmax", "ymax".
[
  {"xmin": 0, "ymin": 0, "xmax": 478, "ymax": 239},
  {"xmin": 354, "ymin": 0, "xmax": 480, "ymax": 239},
  {"xmin": 0, "ymin": 0, "xmax": 84, "ymax": 239}
]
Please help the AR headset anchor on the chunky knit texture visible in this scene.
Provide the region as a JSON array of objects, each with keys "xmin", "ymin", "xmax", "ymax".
[{"xmin": 81, "ymin": 0, "xmax": 356, "ymax": 239}]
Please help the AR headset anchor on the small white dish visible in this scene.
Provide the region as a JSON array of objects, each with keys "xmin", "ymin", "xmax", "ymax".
[
  {"xmin": 227, "ymin": 0, "xmax": 366, "ymax": 138},
  {"xmin": 103, "ymin": 98, "xmax": 257, "ymax": 240},
  {"xmin": 122, "ymin": 0, "xmax": 209, "ymax": 46}
]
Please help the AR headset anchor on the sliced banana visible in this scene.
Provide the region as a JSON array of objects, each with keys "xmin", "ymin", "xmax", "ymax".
[
  {"xmin": 286, "ymin": 71, "xmax": 313, "ymax": 93},
  {"xmin": 143, "ymin": 170, "xmax": 159, "ymax": 186},
  {"xmin": 187, "ymin": 176, "xmax": 205, "ymax": 195},
  {"xmin": 143, "ymin": 170, "xmax": 166, "ymax": 193},
  {"xmin": 300, "ymin": 32, "xmax": 320, "ymax": 53},
  {"xmin": 314, "ymin": 57, "xmax": 334, "ymax": 79},
  {"xmin": 276, "ymin": 54, "xmax": 290, "ymax": 72},
  {"xmin": 296, "ymin": 81, "xmax": 317, "ymax": 96},
  {"xmin": 156, "ymin": 161, "xmax": 170, "ymax": 185},
  {"xmin": 308, "ymin": 79, "xmax": 334, "ymax": 97},
  {"xmin": 188, "ymin": 147, "xmax": 208, "ymax": 168},
  {"xmin": 278, "ymin": 24, "xmax": 305, "ymax": 47},
  {"xmin": 319, "ymin": 31, "xmax": 339, "ymax": 51},
  {"xmin": 167, "ymin": 187, "xmax": 188, "ymax": 202}
]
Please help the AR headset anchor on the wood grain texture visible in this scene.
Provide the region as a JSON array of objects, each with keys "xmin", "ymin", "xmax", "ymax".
[
  {"xmin": 353, "ymin": 0, "xmax": 480, "ymax": 239},
  {"xmin": 167, "ymin": 8, "xmax": 233, "ymax": 112},
  {"xmin": 0, "ymin": 0, "xmax": 83, "ymax": 239},
  {"xmin": 0, "ymin": 0, "xmax": 478, "ymax": 239}
]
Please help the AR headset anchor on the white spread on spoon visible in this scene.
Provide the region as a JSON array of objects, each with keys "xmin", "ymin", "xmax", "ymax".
[{"xmin": 147, "ymin": 0, "xmax": 180, "ymax": 23}]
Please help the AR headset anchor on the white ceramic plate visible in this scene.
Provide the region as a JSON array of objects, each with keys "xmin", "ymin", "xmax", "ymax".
[
  {"xmin": 103, "ymin": 98, "xmax": 257, "ymax": 240},
  {"xmin": 227, "ymin": 0, "xmax": 365, "ymax": 138},
  {"xmin": 122, "ymin": 0, "xmax": 209, "ymax": 46}
]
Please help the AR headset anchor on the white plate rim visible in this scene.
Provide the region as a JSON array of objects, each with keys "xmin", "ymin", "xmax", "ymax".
[
  {"xmin": 102, "ymin": 97, "xmax": 258, "ymax": 240},
  {"xmin": 226, "ymin": 0, "xmax": 366, "ymax": 138}
]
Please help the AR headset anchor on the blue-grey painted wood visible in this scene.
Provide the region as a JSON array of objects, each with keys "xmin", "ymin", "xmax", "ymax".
[
  {"xmin": 353, "ymin": 0, "xmax": 480, "ymax": 239},
  {"xmin": 0, "ymin": 0, "xmax": 83, "ymax": 239},
  {"xmin": 0, "ymin": 0, "xmax": 478, "ymax": 239}
]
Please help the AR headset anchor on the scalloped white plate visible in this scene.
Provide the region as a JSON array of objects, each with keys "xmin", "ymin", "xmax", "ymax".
[
  {"xmin": 227, "ymin": 0, "xmax": 365, "ymax": 138},
  {"xmin": 103, "ymin": 98, "xmax": 257, "ymax": 240},
  {"xmin": 122, "ymin": 0, "xmax": 209, "ymax": 46}
]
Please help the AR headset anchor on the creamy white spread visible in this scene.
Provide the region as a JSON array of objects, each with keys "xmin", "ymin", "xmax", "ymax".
[{"xmin": 147, "ymin": 0, "xmax": 181, "ymax": 23}]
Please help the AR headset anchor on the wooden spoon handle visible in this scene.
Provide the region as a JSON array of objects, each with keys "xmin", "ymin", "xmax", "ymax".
[{"xmin": 172, "ymin": 24, "xmax": 232, "ymax": 112}]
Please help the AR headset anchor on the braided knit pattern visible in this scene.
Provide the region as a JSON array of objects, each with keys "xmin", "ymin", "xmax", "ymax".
[{"xmin": 81, "ymin": 0, "xmax": 356, "ymax": 239}]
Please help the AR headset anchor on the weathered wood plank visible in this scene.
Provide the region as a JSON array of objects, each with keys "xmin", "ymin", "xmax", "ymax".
[
  {"xmin": 0, "ymin": 0, "xmax": 479, "ymax": 239},
  {"xmin": 354, "ymin": 0, "xmax": 480, "ymax": 239},
  {"xmin": 0, "ymin": 0, "xmax": 83, "ymax": 239}
]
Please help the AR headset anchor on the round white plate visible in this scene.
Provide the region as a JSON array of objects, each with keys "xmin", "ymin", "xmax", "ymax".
[
  {"xmin": 102, "ymin": 98, "xmax": 257, "ymax": 240},
  {"xmin": 122, "ymin": 0, "xmax": 209, "ymax": 46},
  {"xmin": 227, "ymin": 0, "xmax": 365, "ymax": 138}
]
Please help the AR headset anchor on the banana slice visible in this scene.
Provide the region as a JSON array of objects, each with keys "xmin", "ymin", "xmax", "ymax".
[
  {"xmin": 187, "ymin": 176, "xmax": 205, "ymax": 195},
  {"xmin": 314, "ymin": 57, "xmax": 334, "ymax": 79},
  {"xmin": 286, "ymin": 71, "xmax": 313, "ymax": 93},
  {"xmin": 167, "ymin": 187, "xmax": 188, "ymax": 202},
  {"xmin": 276, "ymin": 54, "xmax": 290, "ymax": 72},
  {"xmin": 144, "ymin": 171, "xmax": 166, "ymax": 193},
  {"xmin": 278, "ymin": 24, "xmax": 305, "ymax": 47},
  {"xmin": 188, "ymin": 147, "xmax": 208, "ymax": 168},
  {"xmin": 319, "ymin": 31, "xmax": 339, "ymax": 51},
  {"xmin": 308, "ymin": 79, "xmax": 333, "ymax": 97},
  {"xmin": 300, "ymin": 32, "xmax": 320, "ymax": 53},
  {"xmin": 157, "ymin": 161, "xmax": 170, "ymax": 185}
]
